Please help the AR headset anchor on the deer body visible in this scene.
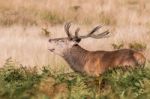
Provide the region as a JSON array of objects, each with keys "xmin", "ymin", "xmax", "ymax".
[
  {"xmin": 48, "ymin": 23, "xmax": 146, "ymax": 76},
  {"xmin": 62, "ymin": 44, "xmax": 145, "ymax": 76}
]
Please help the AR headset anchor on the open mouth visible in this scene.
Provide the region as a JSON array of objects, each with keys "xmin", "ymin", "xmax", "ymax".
[{"xmin": 48, "ymin": 49, "xmax": 55, "ymax": 52}]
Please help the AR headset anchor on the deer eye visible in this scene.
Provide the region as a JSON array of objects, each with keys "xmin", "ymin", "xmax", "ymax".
[
  {"xmin": 57, "ymin": 39, "xmax": 62, "ymax": 42},
  {"xmin": 61, "ymin": 40, "xmax": 65, "ymax": 42}
]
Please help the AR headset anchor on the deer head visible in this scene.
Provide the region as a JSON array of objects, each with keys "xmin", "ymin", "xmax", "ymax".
[{"xmin": 48, "ymin": 22, "xmax": 109, "ymax": 56}]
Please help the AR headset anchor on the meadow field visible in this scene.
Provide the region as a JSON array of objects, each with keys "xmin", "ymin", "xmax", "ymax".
[{"xmin": 0, "ymin": 0, "xmax": 150, "ymax": 98}]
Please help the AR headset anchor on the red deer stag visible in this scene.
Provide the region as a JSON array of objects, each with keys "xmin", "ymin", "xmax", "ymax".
[{"xmin": 48, "ymin": 23, "xmax": 146, "ymax": 76}]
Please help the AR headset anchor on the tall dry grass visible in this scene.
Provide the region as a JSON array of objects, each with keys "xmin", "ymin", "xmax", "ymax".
[
  {"xmin": 0, "ymin": 0, "xmax": 150, "ymax": 26},
  {"xmin": 0, "ymin": 0, "xmax": 150, "ymax": 68}
]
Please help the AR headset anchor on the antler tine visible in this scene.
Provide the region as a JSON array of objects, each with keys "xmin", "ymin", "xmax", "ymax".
[
  {"xmin": 64, "ymin": 22, "xmax": 73, "ymax": 39},
  {"xmin": 90, "ymin": 30, "xmax": 109, "ymax": 39},
  {"xmin": 49, "ymin": 23, "xmax": 109, "ymax": 43},
  {"xmin": 87, "ymin": 25, "xmax": 102, "ymax": 36},
  {"xmin": 75, "ymin": 27, "xmax": 80, "ymax": 38},
  {"xmin": 78, "ymin": 25, "xmax": 109, "ymax": 39}
]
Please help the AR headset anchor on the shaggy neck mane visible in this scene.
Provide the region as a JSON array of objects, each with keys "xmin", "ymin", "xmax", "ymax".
[{"xmin": 62, "ymin": 44, "xmax": 88, "ymax": 73}]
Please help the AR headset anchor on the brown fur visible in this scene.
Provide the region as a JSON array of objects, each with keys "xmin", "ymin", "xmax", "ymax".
[{"xmin": 62, "ymin": 44, "xmax": 146, "ymax": 76}]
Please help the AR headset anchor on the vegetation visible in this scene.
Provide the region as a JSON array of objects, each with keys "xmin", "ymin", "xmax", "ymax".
[
  {"xmin": 0, "ymin": 58, "xmax": 149, "ymax": 99},
  {"xmin": 0, "ymin": 0, "xmax": 150, "ymax": 26},
  {"xmin": 0, "ymin": 0, "xmax": 150, "ymax": 66},
  {"xmin": 129, "ymin": 42, "xmax": 147, "ymax": 51},
  {"xmin": 0, "ymin": 0, "xmax": 150, "ymax": 98},
  {"xmin": 112, "ymin": 43, "xmax": 124, "ymax": 50}
]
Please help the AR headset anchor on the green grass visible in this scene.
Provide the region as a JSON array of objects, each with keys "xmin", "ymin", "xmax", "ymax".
[{"xmin": 0, "ymin": 58, "xmax": 150, "ymax": 99}]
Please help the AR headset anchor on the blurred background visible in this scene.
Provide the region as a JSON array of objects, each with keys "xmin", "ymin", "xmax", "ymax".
[{"xmin": 0, "ymin": 0, "xmax": 150, "ymax": 68}]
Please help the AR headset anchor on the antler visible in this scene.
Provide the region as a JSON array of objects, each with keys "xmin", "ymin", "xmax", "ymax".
[
  {"xmin": 64, "ymin": 22, "xmax": 73, "ymax": 40},
  {"xmin": 49, "ymin": 23, "xmax": 109, "ymax": 42},
  {"xmin": 87, "ymin": 26, "xmax": 102, "ymax": 36},
  {"xmin": 75, "ymin": 25, "xmax": 109, "ymax": 39}
]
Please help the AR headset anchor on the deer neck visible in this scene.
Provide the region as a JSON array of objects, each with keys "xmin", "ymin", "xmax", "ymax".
[{"xmin": 62, "ymin": 44, "xmax": 88, "ymax": 73}]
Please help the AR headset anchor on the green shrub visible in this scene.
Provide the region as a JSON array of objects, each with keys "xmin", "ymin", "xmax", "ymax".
[
  {"xmin": 0, "ymin": 58, "xmax": 44, "ymax": 99},
  {"xmin": 129, "ymin": 42, "xmax": 146, "ymax": 51},
  {"xmin": 112, "ymin": 43, "xmax": 124, "ymax": 50},
  {"xmin": 42, "ymin": 66, "xmax": 150, "ymax": 99},
  {"xmin": 0, "ymin": 59, "xmax": 150, "ymax": 99}
]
